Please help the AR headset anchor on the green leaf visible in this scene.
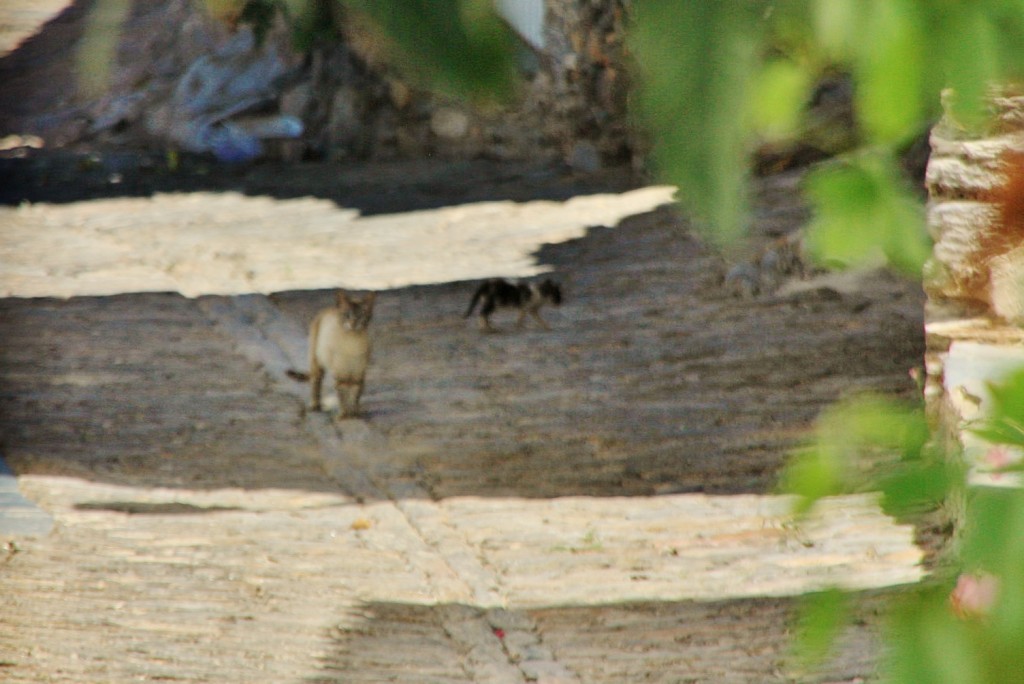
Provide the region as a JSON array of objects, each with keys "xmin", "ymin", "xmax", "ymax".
[
  {"xmin": 988, "ymin": 495, "xmax": 1024, "ymax": 651},
  {"xmin": 987, "ymin": 369, "xmax": 1024, "ymax": 428},
  {"xmin": 878, "ymin": 461, "xmax": 958, "ymax": 517},
  {"xmin": 748, "ymin": 59, "xmax": 813, "ymax": 142},
  {"xmin": 76, "ymin": 0, "xmax": 132, "ymax": 98},
  {"xmin": 854, "ymin": 0, "xmax": 927, "ymax": 145},
  {"xmin": 937, "ymin": 488, "xmax": 1024, "ymax": 682},
  {"xmin": 628, "ymin": 1, "xmax": 764, "ymax": 246},
  {"xmin": 935, "ymin": 8, "xmax": 1001, "ymax": 131},
  {"xmin": 780, "ymin": 446, "xmax": 845, "ymax": 516},
  {"xmin": 885, "ymin": 588, "xmax": 986, "ymax": 684},
  {"xmin": 781, "ymin": 394, "xmax": 933, "ymax": 514},
  {"xmin": 971, "ymin": 424, "xmax": 1024, "ymax": 450},
  {"xmin": 792, "ymin": 588, "xmax": 849, "ymax": 668},
  {"xmin": 990, "ymin": 2, "xmax": 1024, "ymax": 86},
  {"xmin": 968, "ymin": 369, "xmax": 1024, "ymax": 448},
  {"xmin": 805, "ymin": 160, "xmax": 885, "ymax": 267},
  {"xmin": 804, "ymin": 152, "xmax": 930, "ymax": 275},
  {"xmin": 341, "ymin": 0, "xmax": 517, "ymax": 105},
  {"xmin": 811, "ymin": 0, "xmax": 862, "ymax": 61},
  {"xmin": 814, "ymin": 394, "xmax": 930, "ymax": 454},
  {"xmin": 882, "ymin": 189, "xmax": 934, "ymax": 276},
  {"xmin": 961, "ymin": 487, "xmax": 1019, "ymax": 572}
]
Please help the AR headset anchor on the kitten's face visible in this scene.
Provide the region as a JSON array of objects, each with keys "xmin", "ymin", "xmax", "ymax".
[{"xmin": 337, "ymin": 292, "xmax": 375, "ymax": 330}]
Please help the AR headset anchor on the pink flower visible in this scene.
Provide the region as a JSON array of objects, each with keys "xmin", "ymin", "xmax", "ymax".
[
  {"xmin": 950, "ymin": 573, "xmax": 1000, "ymax": 619},
  {"xmin": 983, "ymin": 445, "xmax": 1015, "ymax": 481}
]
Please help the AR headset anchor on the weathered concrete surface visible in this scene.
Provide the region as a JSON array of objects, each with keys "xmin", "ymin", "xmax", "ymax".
[
  {"xmin": 0, "ymin": 186, "xmax": 674, "ymax": 298},
  {"xmin": 0, "ymin": 165, "xmax": 927, "ymax": 682},
  {"xmin": 0, "ymin": 2, "xmax": 933, "ymax": 679},
  {"xmin": 0, "ymin": 0, "xmax": 67, "ymax": 55}
]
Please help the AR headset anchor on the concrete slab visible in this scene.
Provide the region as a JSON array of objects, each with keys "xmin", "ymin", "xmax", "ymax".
[{"xmin": 0, "ymin": 187, "xmax": 675, "ymax": 298}]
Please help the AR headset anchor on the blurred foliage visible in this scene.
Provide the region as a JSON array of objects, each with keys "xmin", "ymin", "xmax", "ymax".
[
  {"xmin": 341, "ymin": 0, "xmax": 517, "ymax": 105},
  {"xmin": 628, "ymin": 15, "xmax": 1024, "ymax": 676},
  {"xmin": 195, "ymin": 0, "xmax": 517, "ymax": 103},
  {"xmin": 75, "ymin": 0, "xmax": 131, "ymax": 99},
  {"xmin": 793, "ymin": 588, "xmax": 849, "ymax": 668},
  {"xmin": 785, "ymin": 372, "xmax": 1024, "ymax": 682},
  {"xmin": 883, "ymin": 486, "xmax": 1024, "ymax": 684},
  {"xmin": 780, "ymin": 394, "xmax": 948, "ymax": 517},
  {"xmin": 628, "ymin": 0, "xmax": 1024, "ymax": 267},
  {"xmin": 233, "ymin": 0, "xmax": 319, "ymax": 47},
  {"xmin": 200, "ymin": 0, "xmax": 327, "ymax": 47},
  {"xmin": 628, "ymin": 3, "xmax": 764, "ymax": 247},
  {"xmin": 65, "ymin": 0, "xmax": 1024, "ymax": 681},
  {"xmin": 748, "ymin": 58, "xmax": 813, "ymax": 142},
  {"xmin": 803, "ymin": 151, "xmax": 932, "ymax": 276},
  {"xmin": 970, "ymin": 368, "xmax": 1024, "ymax": 450}
]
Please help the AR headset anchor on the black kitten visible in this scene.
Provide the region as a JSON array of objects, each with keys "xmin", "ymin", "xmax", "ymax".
[{"xmin": 464, "ymin": 278, "xmax": 563, "ymax": 332}]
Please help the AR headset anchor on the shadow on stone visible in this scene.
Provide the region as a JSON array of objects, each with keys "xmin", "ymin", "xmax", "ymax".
[
  {"xmin": 73, "ymin": 501, "xmax": 243, "ymax": 515},
  {"xmin": 305, "ymin": 594, "xmax": 889, "ymax": 683}
]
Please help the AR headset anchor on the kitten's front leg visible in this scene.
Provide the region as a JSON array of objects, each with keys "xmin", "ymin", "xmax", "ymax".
[
  {"xmin": 351, "ymin": 380, "xmax": 364, "ymax": 417},
  {"xmin": 336, "ymin": 379, "xmax": 363, "ymax": 418},
  {"xmin": 310, "ymin": 366, "xmax": 325, "ymax": 411}
]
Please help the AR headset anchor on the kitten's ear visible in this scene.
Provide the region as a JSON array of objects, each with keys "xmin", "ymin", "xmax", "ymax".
[{"xmin": 336, "ymin": 290, "xmax": 352, "ymax": 309}]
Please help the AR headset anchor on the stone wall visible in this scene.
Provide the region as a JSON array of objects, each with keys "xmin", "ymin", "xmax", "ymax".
[
  {"xmin": 923, "ymin": 94, "xmax": 1024, "ymax": 498},
  {"xmin": 13, "ymin": 0, "xmax": 634, "ymax": 168},
  {"xmin": 325, "ymin": 0, "xmax": 632, "ymax": 167}
]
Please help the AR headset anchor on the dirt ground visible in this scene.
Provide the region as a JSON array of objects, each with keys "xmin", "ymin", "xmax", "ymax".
[
  {"xmin": 0, "ymin": 150, "xmax": 928, "ymax": 683},
  {"xmin": 0, "ymin": 5, "xmax": 932, "ymax": 682},
  {"xmin": 0, "ymin": 152, "xmax": 926, "ymax": 499}
]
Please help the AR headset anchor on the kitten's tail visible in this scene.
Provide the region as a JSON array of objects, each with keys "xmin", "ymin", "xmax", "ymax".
[
  {"xmin": 463, "ymin": 284, "xmax": 485, "ymax": 318},
  {"xmin": 286, "ymin": 369, "xmax": 310, "ymax": 382}
]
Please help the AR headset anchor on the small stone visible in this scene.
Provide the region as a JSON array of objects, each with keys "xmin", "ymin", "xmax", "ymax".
[
  {"xmin": 430, "ymin": 107, "xmax": 471, "ymax": 140},
  {"xmin": 520, "ymin": 659, "xmax": 577, "ymax": 683},
  {"xmin": 387, "ymin": 78, "xmax": 411, "ymax": 109},
  {"xmin": 724, "ymin": 262, "xmax": 760, "ymax": 298},
  {"xmin": 486, "ymin": 608, "xmax": 534, "ymax": 632},
  {"xmin": 989, "ymin": 244, "xmax": 1024, "ymax": 323},
  {"xmin": 280, "ymin": 82, "xmax": 314, "ymax": 118},
  {"xmin": 329, "ymin": 88, "xmax": 360, "ymax": 135},
  {"xmin": 567, "ymin": 140, "xmax": 601, "ymax": 173}
]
